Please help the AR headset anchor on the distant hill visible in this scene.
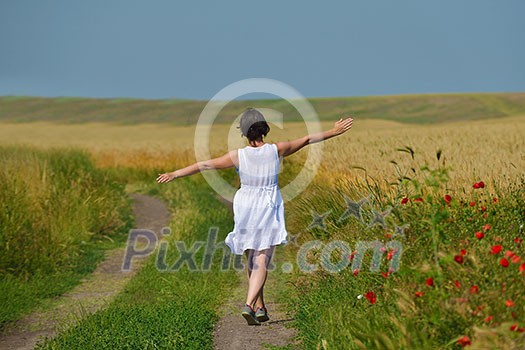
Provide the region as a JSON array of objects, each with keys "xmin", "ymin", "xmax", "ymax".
[{"xmin": 0, "ymin": 93, "xmax": 524, "ymax": 125}]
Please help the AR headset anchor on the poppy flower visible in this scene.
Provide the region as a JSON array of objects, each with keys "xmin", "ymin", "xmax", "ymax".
[
  {"xmin": 500, "ymin": 258, "xmax": 509, "ymax": 267},
  {"xmin": 515, "ymin": 237, "xmax": 523, "ymax": 244},
  {"xmin": 510, "ymin": 324, "xmax": 518, "ymax": 331},
  {"xmin": 387, "ymin": 250, "xmax": 395, "ymax": 261},
  {"xmin": 511, "ymin": 255, "xmax": 521, "ymax": 264},
  {"xmin": 460, "ymin": 249, "xmax": 467, "ymax": 256},
  {"xmin": 482, "ymin": 224, "xmax": 491, "ymax": 231},
  {"xmin": 454, "ymin": 280, "xmax": 461, "ymax": 288},
  {"xmin": 505, "ymin": 250, "xmax": 515, "ymax": 258},
  {"xmin": 425, "ymin": 277, "xmax": 434, "ymax": 286},
  {"xmin": 415, "ymin": 291, "xmax": 424, "ymax": 297},
  {"xmin": 480, "ymin": 206, "xmax": 487, "ymax": 212},
  {"xmin": 518, "ymin": 328, "xmax": 525, "ymax": 333},
  {"xmin": 484, "ymin": 315, "xmax": 493, "ymax": 323},
  {"xmin": 381, "ymin": 271, "xmax": 390, "ymax": 278},
  {"xmin": 490, "ymin": 245, "xmax": 502, "ymax": 254},
  {"xmin": 454, "ymin": 255, "xmax": 464, "ymax": 264},
  {"xmin": 469, "ymin": 285, "xmax": 479, "ymax": 294},
  {"xmin": 475, "ymin": 232, "xmax": 484, "ymax": 240},
  {"xmin": 493, "ymin": 197, "xmax": 498, "ymax": 203},
  {"xmin": 401, "ymin": 197, "xmax": 409, "ymax": 204},
  {"xmin": 506, "ymin": 299, "xmax": 514, "ymax": 307},
  {"xmin": 413, "ymin": 197, "xmax": 423, "ymax": 203},
  {"xmin": 519, "ymin": 263, "xmax": 525, "ymax": 273},
  {"xmin": 469, "ymin": 201, "xmax": 476, "ymax": 207},
  {"xmin": 365, "ymin": 291, "xmax": 376, "ymax": 305},
  {"xmin": 353, "ymin": 269, "xmax": 359, "ymax": 276},
  {"xmin": 444, "ymin": 194, "xmax": 452, "ymax": 205},
  {"xmin": 456, "ymin": 335, "xmax": 471, "ymax": 347}
]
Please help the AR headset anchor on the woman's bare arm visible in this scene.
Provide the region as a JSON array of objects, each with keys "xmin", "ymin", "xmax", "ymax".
[
  {"xmin": 156, "ymin": 150, "xmax": 239, "ymax": 183},
  {"xmin": 276, "ymin": 117, "xmax": 353, "ymax": 157}
]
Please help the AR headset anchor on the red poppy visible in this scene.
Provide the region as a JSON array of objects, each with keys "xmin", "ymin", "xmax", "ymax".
[
  {"xmin": 353, "ymin": 269, "xmax": 359, "ymax": 276},
  {"xmin": 511, "ymin": 255, "xmax": 521, "ymax": 264},
  {"xmin": 500, "ymin": 258, "xmax": 509, "ymax": 267},
  {"xmin": 519, "ymin": 263, "xmax": 525, "ymax": 273},
  {"xmin": 456, "ymin": 335, "xmax": 471, "ymax": 347},
  {"xmin": 469, "ymin": 285, "xmax": 479, "ymax": 294},
  {"xmin": 506, "ymin": 299, "xmax": 514, "ymax": 307},
  {"xmin": 381, "ymin": 271, "xmax": 390, "ymax": 278},
  {"xmin": 505, "ymin": 250, "xmax": 515, "ymax": 258},
  {"xmin": 490, "ymin": 245, "xmax": 502, "ymax": 254},
  {"xmin": 401, "ymin": 197, "xmax": 409, "ymax": 204},
  {"xmin": 413, "ymin": 197, "xmax": 423, "ymax": 203},
  {"xmin": 493, "ymin": 197, "xmax": 498, "ymax": 203},
  {"xmin": 469, "ymin": 201, "xmax": 476, "ymax": 207},
  {"xmin": 444, "ymin": 194, "xmax": 452, "ymax": 205},
  {"xmin": 482, "ymin": 224, "xmax": 491, "ymax": 231},
  {"xmin": 480, "ymin": 206, "xmax": 487, "ymax": 212},
  {"xmin": 387, "ymin": 250, "xmax": 395, "ymax": 261},
  {"xmin": 425, "ymin": 277, "xmax": 434, "ymax": 286},
  {"xmin": 484, "ymin": 315, "xmax": 493, "ymax": 323},
  {"xmin": 482, "ymin": 213, "xmax": 488, "ymax": 219},
  {"xmin": 515, "ymin": 237, "xmax": 523, "ymax": 244},
  {"xmin": 510, "ymin": 324, "xmax": 518, "ymax": 331},
  {"xmin": 415, "ymin": 291, "xmax": 424, "ymax": 297},
  {"xmin": 454, "ymin": 280, "xmax": 461, "ymax": 288},
  {"xmin": 475, "ymin": 231, "xmax": 484, "ymax": 240},
  {"xmin": 460, "ymin": 249, "xmax": 467, "ymax": 256},
  {"xmin": 454, "ymin": 255, "xmax": 464, "ymax": 264},
  {"xmin": 473, "ymin": 182, "xmax": 481, "ymax": 189},
  {"xmin": 365, "ymin": 291, "xmax": 376, "ymax": 305},
  {"xmin": 518, "ymin": 328, "xmax": 525, "ymax": 333}
]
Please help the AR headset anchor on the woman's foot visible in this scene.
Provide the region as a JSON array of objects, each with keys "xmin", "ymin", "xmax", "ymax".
[
  {"xmin": 255, "ymin": 306, "xmax": 269, "ymax": 322},
  {"xmin": 242, "ymin": 304, "xmax": 261, "ymax": 326}
]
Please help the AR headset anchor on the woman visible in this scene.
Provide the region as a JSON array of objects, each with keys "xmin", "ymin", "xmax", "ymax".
[{"xmin": 156, "ymin": 108, "xmax": 353, "ymax": 325}]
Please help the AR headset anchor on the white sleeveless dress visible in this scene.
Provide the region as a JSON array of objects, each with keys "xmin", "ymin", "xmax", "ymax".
[{"xmin": 224, "ymin": 143, "xmax": 288, "ymax": 255}]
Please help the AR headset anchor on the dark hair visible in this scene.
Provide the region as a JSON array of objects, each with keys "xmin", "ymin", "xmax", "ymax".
[{"xmin": 238, "ymin": 108, "xmax": 270, "ymax": 142}]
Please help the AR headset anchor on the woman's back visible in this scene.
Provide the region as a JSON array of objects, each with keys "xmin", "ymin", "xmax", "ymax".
[{"xmin": 237, "ymin": 143, "xmax": 280, "ymax": 187}]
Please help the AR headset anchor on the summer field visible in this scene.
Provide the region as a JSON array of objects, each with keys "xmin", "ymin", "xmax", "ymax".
[{"xmin": 0, "ymin": 93, "xmax": 524, "ymax": 349}]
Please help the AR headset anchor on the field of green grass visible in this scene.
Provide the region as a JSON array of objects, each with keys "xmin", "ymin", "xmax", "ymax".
[
  {"xmin": 1, "ymin": 92, "xmax": 524, "ymax": 349},
  {"xmin": 1, "ymin": 92, "xmax": 525, "ymax": 124}
]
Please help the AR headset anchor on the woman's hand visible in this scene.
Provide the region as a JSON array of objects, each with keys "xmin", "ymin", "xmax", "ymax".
[
  {"xmin": 332, "ymin": 117, "xmax": 353, "ymax": 136},
  {"xmin": 156, "ymin": 172, "xmax": 177, "ymax": 184}
]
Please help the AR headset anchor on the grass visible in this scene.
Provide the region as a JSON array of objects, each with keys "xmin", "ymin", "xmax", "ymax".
[
  {"xmin": 0, "ymin": 146, "xmax": 132, "ymax": 327},
  {"xmin": 282, "ymin": 148, "xmax": 525, "ymax": 349},
  {"xmin": 1, "ymin": 92, "xmax": 525, "ymax": 124},
  {"xmin": 36, "ymin": 174, "xmax": 239, "ymax": 349},
  {"xmin": 1, "ymin": 93, "xmax": 525, "ymax": 348}
]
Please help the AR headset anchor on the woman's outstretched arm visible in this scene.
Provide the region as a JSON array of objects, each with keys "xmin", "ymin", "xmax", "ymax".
[
  {"xmin": 276, "ymin": 116, "xmax": 353, "ymax": 157},
  {"xmin": 156, "ymin": 150, "xmax": 239, "ymax": 183}
]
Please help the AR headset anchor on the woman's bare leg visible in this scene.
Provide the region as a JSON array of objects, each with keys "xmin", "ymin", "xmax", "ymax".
[
  {"xmin": 245, "ymin": 247, "xmax": 274, "ymax": 308},
  {"xmin": 245, "ymin": 250, "xmax": 266, "ymax": 309}
]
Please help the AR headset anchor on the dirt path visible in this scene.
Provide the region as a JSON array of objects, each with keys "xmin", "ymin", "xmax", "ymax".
[
  {"xmin": 213, "ymin": 198, "xmax": 298, "ymax": 350},
  {"xmin": 213, "ymin": 269, "xmax": 297, "ymax": 350},
  {"xmin": 0, "ymin": 194, "xmax": 170, "ymax": 350}
]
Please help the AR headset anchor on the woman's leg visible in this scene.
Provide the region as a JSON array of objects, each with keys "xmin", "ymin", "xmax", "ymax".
[
  {"xmin": 245, "ymin": 249, "xmax": 267, "ymax": 309},
  {"xmin": 245, "ymin": 246, "xmax": 274, "ymax": 308}
]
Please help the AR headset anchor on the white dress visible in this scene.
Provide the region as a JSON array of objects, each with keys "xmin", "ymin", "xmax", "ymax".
[{"xmin": 224, "ymin": 143, "xmax": 288, "ymax": 255}]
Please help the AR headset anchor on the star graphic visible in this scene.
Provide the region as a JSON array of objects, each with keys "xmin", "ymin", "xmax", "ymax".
[
  {"xmin": 338, "ymin": 195, "xmax": 370, "ymax": 223},
  {"xmin": 366, "ymin": 207, "xmax": 392, "ymax": 229},
  {"xmin": 287, "ymin": 231, "xmax": 302, "ymax": 247},
  {"xmin": 393, "ymin": 224, "xmax": 409, "ymax": 238},
  {"xmin": 307, "ymin": 209, "xmax": 332, "ymax": 231}
]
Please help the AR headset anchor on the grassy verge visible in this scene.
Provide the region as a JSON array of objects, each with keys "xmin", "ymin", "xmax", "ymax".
[
  {"xmin": 37, "ymin": 173, "xmax": 239, "ymax": 349},
  {"xmin": 283, "ymin": 153, "xmax": 525, "ymax": 349},
  {"xmin": 0, "ymin": 146, "xmax": 132, "ymax": 327}
]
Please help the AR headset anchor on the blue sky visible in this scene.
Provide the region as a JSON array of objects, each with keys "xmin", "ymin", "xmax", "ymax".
[{"xmin": 1, "ymin": 0, "xmax": 524, "ymax": 99}]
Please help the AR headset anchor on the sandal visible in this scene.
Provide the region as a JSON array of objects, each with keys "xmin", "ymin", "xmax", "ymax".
[{"xmin": 242, "ymin": 304, "xmax": 261, "ymax": 325}]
